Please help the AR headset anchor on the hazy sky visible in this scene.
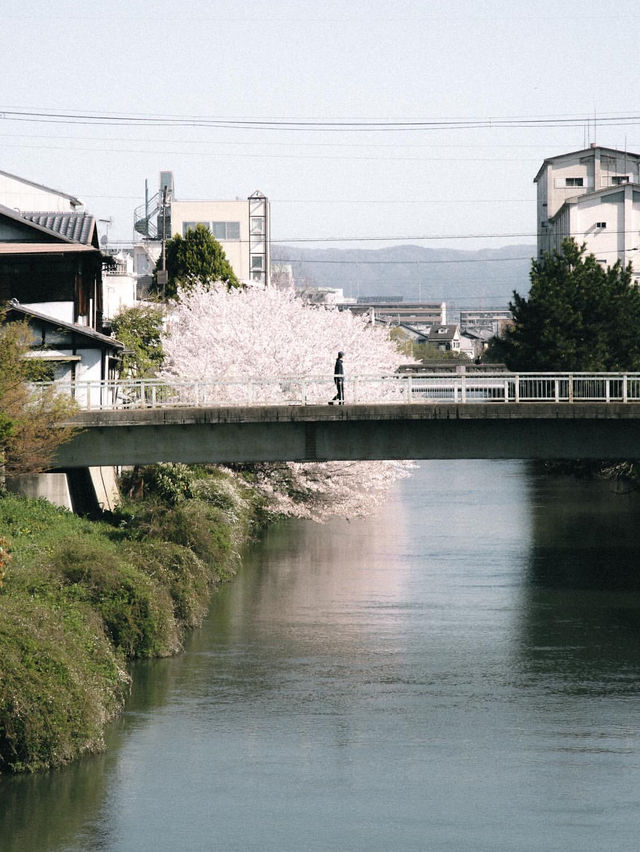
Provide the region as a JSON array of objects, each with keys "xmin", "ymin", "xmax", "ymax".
[{"xmin": 3, "ymin": 0, "xmax": 640, "ymax": 253}]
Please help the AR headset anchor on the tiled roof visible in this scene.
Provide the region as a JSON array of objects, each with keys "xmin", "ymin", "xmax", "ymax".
[{"xmin": 21, "ymin": 211, "xmax": 96, "ymax": 245}]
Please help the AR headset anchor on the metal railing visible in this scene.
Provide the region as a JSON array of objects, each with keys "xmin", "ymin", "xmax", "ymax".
[{"xmin": 35, "ymin": 372, "xmax": 640, "ymax": 411}]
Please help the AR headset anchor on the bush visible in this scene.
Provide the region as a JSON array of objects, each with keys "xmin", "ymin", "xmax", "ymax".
[
  {"xmin": 0, "ymin": 466, "xmax": 259, "ymax": 773},
  {"xmin": 123, "ymin": 540, "xmax": 211, "ymax": 630},
  {"xmin": 120, "ymin": 499, "xmax": 233, "ymax": 575},
  {"xmin": 0, "ymin": 595, "xmax": 127, "ymax": 772},
  {"xmin": 52, "ymin": 537, "xmax": 180, "ymax": 659}
]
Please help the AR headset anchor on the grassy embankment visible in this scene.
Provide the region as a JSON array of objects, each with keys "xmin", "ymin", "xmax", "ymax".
[{"xmin": 0, "ymin": 464, "xmax": 267, "ymax": 773}]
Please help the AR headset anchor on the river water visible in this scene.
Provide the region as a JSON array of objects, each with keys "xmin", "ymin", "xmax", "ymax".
[{"xmin": 3, "ymin": 460, "xmax": 640, "ymax": 851}]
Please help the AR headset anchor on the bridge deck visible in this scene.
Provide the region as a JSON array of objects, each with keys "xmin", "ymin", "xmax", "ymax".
[{"xmin": 53, "ymin": 403, "xmax": 640, "ymax": 467}]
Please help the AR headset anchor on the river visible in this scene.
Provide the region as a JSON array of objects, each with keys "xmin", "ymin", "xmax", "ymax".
[{"xmin": 3, "ymin": 460, "xmax": 640, "ymax": 851}]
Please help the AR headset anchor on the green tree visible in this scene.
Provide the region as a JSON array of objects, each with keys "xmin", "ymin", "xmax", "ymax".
[
  {"xmin": 111, "ymin": 305, "xmax": 165, "ymax": 378},
  {"xmin": 0, "ymin": 312, "xmax": 78, "ymax": 477},
  {"xmin": 153, "ymin": 224, "xmax": 240, "ymax": 298},
  {"xmin": 486, "ymin": 239, "xmax": 640, "ymax": 371}
]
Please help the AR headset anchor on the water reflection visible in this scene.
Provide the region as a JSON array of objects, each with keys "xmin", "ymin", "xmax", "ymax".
[
  {"xmin": 3, "ymin": 461, "xmax": 640, "ymax": 852},
  {"xmin": 514, "ymin": 466, "xmax": 640, "ymax": 793},
  {"xmin": 0, "ymin": 752, "xmax": 110, "ymax": 852}
]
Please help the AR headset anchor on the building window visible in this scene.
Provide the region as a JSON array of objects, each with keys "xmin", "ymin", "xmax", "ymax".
[
  {"xmin": 182, "ymin": 221, "xmax": 211, "ymax": 236},
  {"xmin": 596, "ymin": 222, "xmax": 607, "ymax": 229},
  {"xmin": 212, "ymin": 221, "xmax": 241, "ymax": 240},
  {"xmin": 251, "ymin": 256, "xmax": 264, "ymax": 270},
  {"xmin": 611, "ymin": 176, "xmax": 630, "ymax": 185},
  {"xmin": 565, "ymin": 177, "xmax": 584, "ymax": 187},
  {"xmin": 250, "ymin": 217, "xmax": 265, "ymax": 234}
]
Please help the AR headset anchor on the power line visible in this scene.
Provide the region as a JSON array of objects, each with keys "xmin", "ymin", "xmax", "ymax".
[
  {"xmin": 273, "ymin": 255, "xmax": 533, "ymax": 265},
  {"xmin": 3, "ymin": 107, "xmax": 640, "ymax": 132}
]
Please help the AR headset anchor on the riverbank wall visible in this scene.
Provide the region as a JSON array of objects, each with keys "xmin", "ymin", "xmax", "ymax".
[{"xmin": 0, "ymin": 465, "xmax": 267, "ymax": 773}]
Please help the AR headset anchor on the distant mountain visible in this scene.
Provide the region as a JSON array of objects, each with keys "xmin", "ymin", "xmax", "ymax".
[{"xmin": 272, "ymin": 243, "xmax": 535, "ymax": 311}]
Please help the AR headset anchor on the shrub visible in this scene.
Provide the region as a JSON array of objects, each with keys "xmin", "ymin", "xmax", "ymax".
[
  {"xmin": 123, "ymin": 540, "xmax": 211, "ymax": 630},
  {"xmin": 52, "ymin": 537, "xmax": 180, "ymax": 659},
  {"xmin": 0, "ymin": 595, "xmax": 127, "ymax": 772}
]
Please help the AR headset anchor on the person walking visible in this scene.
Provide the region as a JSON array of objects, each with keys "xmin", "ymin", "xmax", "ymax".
[{"xmin": 329, "ymin": 351, "xmax": 345, "ymax": 404}]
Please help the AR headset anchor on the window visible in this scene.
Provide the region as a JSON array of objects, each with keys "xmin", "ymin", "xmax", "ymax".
[
  {"xmin": 565, "ymin": 177, "xmax": 584, "ymax": 187},
  {"xmin": 611, "ymin": 176, "xmax": 630, "ymax": 185},
  {"xmin": 251, "ymin": 256, "xmax": 264, "ymax": 270},
  {"xmin": 250, "ymin": 217, "xmax": 264, "ymax": 234},
  {"xmin": 212, "ymin": 221, "xmax": 241, "ymax": 240},
  {"xmin": 595, "ymin": 222, "xmax": 607, "ymax": 229},
  {"xmin": 182, "ymin": 221, "xmax": 209, "ymax": 236}
]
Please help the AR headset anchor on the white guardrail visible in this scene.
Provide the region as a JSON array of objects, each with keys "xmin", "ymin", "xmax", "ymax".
[{"xmin": 35, "ymin": 372, "xmax": 640, "ymax": 411}]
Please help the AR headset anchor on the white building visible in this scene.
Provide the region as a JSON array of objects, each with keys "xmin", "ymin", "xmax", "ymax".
[
  {"xmin": 535, "ymin": 144, "xmax": 640, "ymax": 283},
  {"xmin": 459, "ymin": 308, "xmax": 512, "ymax": 334},
  {"xmin": 102, "ymin": 251, "xmax": 138, "ymax": 323},
  {"xmin": 0, "ymin": 168, "xmax": 83, "ymax": 213},
  {"xmin": 134, "ymin": 172, "xmax": 271, "ymax": 286}
]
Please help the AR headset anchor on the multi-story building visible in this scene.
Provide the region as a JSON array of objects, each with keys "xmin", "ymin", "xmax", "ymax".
[
  {"xmin": 134, "ymin": 172, "xmax": 271, "ymax": 286},
  {"xmin": 341, "ymin": 301, "xmax": 446, "ymax": 332},
  {"xmin": 458, "ymin": 308, "xmax": 512, "ymax": 334},
  {"xmin": 534, "ymin": 144, "xmax": 640, "ymax": 282}
]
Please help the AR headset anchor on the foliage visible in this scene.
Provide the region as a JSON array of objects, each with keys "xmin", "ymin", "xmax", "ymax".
[
  {"xmin": 161, "ymin": 284, "xmax": 416, "ymax": 520},
  {"xmin": 0, "ymin": 312, "xmax": 78, "ymax": 476},
  {"xmin": 152, "ymin": 224, "xmax": 240, "ymax": 298},
  {"xmin": 110, "ymin": 304, "xmax": 165, "ymax": 378},
  {"xmin": 120, "ymin": 462, "xmax": 193, "ymax": 505},
  {"xmin": 54, "ymin": 537, "xmax": 179, "ymax": 658},
  {"xmin": 486, "ymin": 239, "xmax": 640, "ymax": 371},
  {"xmin": 162, "ymin": 283, "xmax": 412, "ymax": 399},
  {"xmin": 0, "ymin": 464, "xmax": 259, "ymax": 773}
]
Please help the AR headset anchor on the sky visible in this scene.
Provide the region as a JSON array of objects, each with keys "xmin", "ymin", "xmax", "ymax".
[{"xmin": 3, "ymin": 0, "xmax": 640, "ymax": 256}]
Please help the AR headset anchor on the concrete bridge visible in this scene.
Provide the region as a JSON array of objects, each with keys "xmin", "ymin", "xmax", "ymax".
[{"xmin": 53, "ymin": 402, "xmax": 640, "ymax": 468}]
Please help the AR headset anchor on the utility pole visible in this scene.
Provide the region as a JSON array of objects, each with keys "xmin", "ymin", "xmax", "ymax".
[{"xmin": 157, "ymin": 186, "xmax": 169, "ymax": 299}]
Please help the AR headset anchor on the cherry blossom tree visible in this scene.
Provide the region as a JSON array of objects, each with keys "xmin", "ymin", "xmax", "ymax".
[
  {"xmin": 161, "ymin": 283, "xmax": 412, "ymax": 405},
  {"xmin": 161, "ymin": 283, "xmax": 416, "ymax": 520}
]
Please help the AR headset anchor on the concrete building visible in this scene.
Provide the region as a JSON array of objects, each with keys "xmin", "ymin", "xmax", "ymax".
[
  {"xmin": 341, "ymin": 301, "xmax": 446, "ymax": 331},
  {"xmin": 535, "ymin": 144, "xmax": 640, "ymax": 282},
  {"xmin": 459, "ymin": 308, "xmax": 512, "ymax": 334},
  {"xmin": 134, "ymin": 172, "xmax": 271, "ymax": 287}
]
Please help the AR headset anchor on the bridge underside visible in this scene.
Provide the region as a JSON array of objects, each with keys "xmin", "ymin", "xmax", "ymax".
[{"xmin": 52, "ymin": 403, "xmax": 640, "ymax": 468}]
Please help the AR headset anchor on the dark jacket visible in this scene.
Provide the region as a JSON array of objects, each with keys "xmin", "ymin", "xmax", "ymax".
[{"xmin": 334, "ymin": 356, "xmax": 344, "ymax": 377}]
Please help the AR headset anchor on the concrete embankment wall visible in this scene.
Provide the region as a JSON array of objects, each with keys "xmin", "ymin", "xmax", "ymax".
[{"xmin": 6, "ymin": 467, "xmax": 120, "ymax": 514}]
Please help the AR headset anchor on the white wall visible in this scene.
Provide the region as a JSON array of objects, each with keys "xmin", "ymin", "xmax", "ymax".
[
  {"xmin": 22, "ymin": 301, "xmax": 74, "ymax": 324},
  {"xmin": 169, "ymin": 199, "xmax": 250, "ymax": 281},
  {"xmin": 103, "ymin": 274, "xmax": 138, "ymax": 320},
  {"xmin": 0, "ymin": 173, "xmax": 80, "ymax": 212}
]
